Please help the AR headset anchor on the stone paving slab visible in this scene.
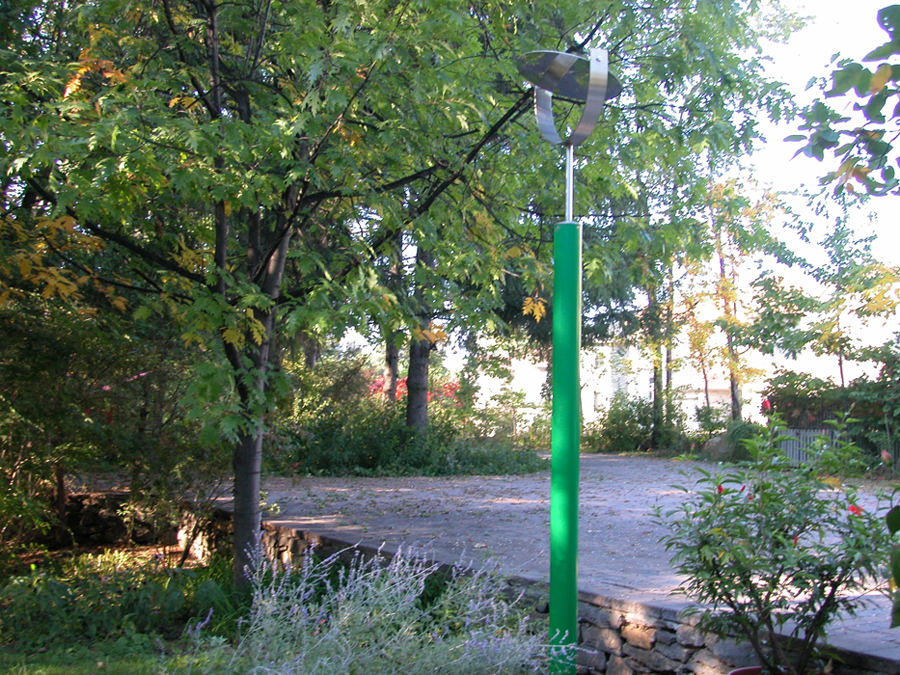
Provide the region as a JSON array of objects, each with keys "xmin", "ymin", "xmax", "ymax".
[{"xmin": 244, "ymin": 454, "xmax": 900, "ymax": 665}]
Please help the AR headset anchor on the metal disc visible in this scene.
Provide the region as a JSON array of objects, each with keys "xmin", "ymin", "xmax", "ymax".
[
  {"xmin": 517, "ymin": 50, "xmax": 622, "ymax": 103},
  {"xmin": 516, "ymin": 48, "xmax": 621, "ymax": 147}
]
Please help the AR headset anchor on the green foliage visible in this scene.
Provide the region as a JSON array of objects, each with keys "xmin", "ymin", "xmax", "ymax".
[
  {"xmin": 765, "ymin": 369, "xmax": 843, "ymax": 427},
  {"xmin": 764, "ymin": 345, "xmax": 900, "ymax": 465},
  {"xmin": 266, "ymin": 351, "xmax": 546, "ymax": 477},
  {"xmin": 269, "ymin": 397, "xmax": 545, "ymax": 477},
  {"xmin": 694, "ymin": 403, "xmax": 731, "ymax": 438},
  {"xmin": 518, "ymin": 404, "xmax": 553, "ymax": 452},
  {"xmin": 0, "ymin": 551, "xmax": 238, "ymax": 652},
  {"xmin": 658, "ymin": 417, "xmax": 889, "ymax": 675},
  {"xmin": 0, "ymin": 639, "xmax": 162, "ymax": 675},
  {"xmin": 0, "ymin": 295, "xmax": 229, "ymax": 552},
  {"xmin": 166, "ymin": 546, "xmax": 547, "ymax": 675},
  {"xmin": 877, "ymin": 451, "xmax": 900, "ymax": 627},
  {"xmin": 793, "ymin": 6, "xmax": 900, "ymax": 195},
  {"xmin": 721, "ymin": 418, "xmax": 766, "ymax": 463},
  {"xmin": 583, "ymin": 393, "xmax": 654, "ymax": 454},
  {"xmin": 0, "ymin": 0, "xmax": 807, "ymax": 582},
  {"xmin": 584, "ymin": 392, "xmax": 690, "ymax": 454},
  {"xmin": 808, "ymin": 413, "xmax": 874, "ymax": 477}
]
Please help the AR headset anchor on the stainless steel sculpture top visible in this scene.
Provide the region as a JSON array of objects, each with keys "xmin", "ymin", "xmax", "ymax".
[{"xmin": 516, "ymin": 48, "xmax": 622, "ymax": 147}]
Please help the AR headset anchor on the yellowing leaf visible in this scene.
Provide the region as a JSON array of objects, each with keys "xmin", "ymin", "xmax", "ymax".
[
  {"xmin": 64, "ymin": 73, "xmax": 84, "ymax": 99},
  {"xmin": 222, "ymin": 328, "xmax": 244, "ymax": 347},
  {"xmin": 522, "ymin": 296, "xmax": 547, "ymax": 323},
  {"xmin": 871, "ymin": 63, "xmax": 893, "ymax": 94},
  {"xmin": 413, "ymin": 322, "xmax": 448, "ymax": 344}
]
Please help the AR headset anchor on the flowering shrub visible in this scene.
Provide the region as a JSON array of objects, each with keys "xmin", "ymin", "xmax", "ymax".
[{"xmin": 658, "ymin": 417, "xmax": 889, "ymax": 675}]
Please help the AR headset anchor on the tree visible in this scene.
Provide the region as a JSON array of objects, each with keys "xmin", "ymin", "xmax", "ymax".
[
  {"xmin": 748, "ymin": 218, "xmax": 900, "ymax": 396},
  {"xmin": 793, "ymin": 5, "xmax": 900, "ymax": 196},
  {"xmin": 0, "ymin": 0, "xmax": 560, "ymax": 586},
  {"xmin": 1, "ymin": 0, "xmax": 805, "ymax": 579}
]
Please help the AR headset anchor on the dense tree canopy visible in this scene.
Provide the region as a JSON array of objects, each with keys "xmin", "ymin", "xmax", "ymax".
[{"xmin": 1, "ymin": 0, "xmax": 802, "ymax": 582}]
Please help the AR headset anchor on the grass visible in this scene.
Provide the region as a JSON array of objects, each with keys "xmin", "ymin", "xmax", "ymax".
[{"xmin": 0, "ymin": 640, "xmax": 162, "ymax": 675}]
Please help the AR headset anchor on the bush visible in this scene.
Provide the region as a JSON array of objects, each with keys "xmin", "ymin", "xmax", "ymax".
[
  {"xmin": 0, "ymin": 551, "xmax": 238, "ymax": 651},
  {"xmin": 658, "ymin": 417, "xmax": 889, "ymax": 675},
  {"xmin": 807, "ymin": 414, "xmax": 875, "ymax": 477},
  {"xmin": 0, "ymin": 297, "xmax": 227, "ymax": 552},
  {"xmin": 694, "ymin": 403, "xmax": 731, "ymax": 438},
  {"xmin": 265, "ymin": 351, "xmax": 546, "ymax": 477},
  {"xmin": 720, "ymin": 418, "xmax": 766, "ymax": 462},
  {"xmin": 168, "ymin": 546, "xmax": 547, "ymax": 675},
  {"xmin": 267, "ymin": 399, "xmax": 546, "ymax": 477},
  {"xmin": 583, "ymin": 393, "xmax": 653, "ymax": 453}
]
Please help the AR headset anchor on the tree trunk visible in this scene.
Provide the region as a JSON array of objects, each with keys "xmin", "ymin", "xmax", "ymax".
[
  {"xmin": 406, "ymin": 338, "xmax": 431, "ymax": 431},
  {"xmin": 701, "ymin": 361, "xmax": 710, "ymax": 409},
  {"xmin": 729, "ymin": 368, "xmax": 742, "ymax": 421},
  {"xmin": 232, "ymin": 419, "xmax": 263, "ymax": 587},
  {"xmin": 650, "ymin": 348, "xmax": 664, "ymax": 449},
  {"xmin": 382, "ymin": 330, "xmax": 401, "ymax": 402},
  {"xmin": 405, "ymin": 243, "xmax": 435, "ymax": 431}
]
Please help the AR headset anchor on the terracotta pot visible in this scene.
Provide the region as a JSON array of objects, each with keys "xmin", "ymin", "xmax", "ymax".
[{"xmin": 728, "ymin": 667, "xmax": 763, "ymax": 675}]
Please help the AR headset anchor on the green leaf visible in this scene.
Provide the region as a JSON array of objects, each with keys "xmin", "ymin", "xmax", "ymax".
[
  {"xmin": 879, "ymin": 6, "xmax": 900, "ymax": 38},
  {"xmin": 783, "ymin": 134, "xmax": 806, "ymax": 142},
  {"xmin": 855, "ymin": 69, "xmax": 874, "ymax": 97},
  {"xmin": 891, "ymin": 544, "xmax": 900, "ymax": 582},
  {"xmin": 863, "ymin": 41, "xmax": 900, "ymax": 61},
  {"xmin": 827, "ymin": 64, "xmax": 864, "ymax": 97},
  {"xmin": 864, "ymin": 88, "xmax": 889, "ymax": 122},
  {"xmin": 886, "ymin": 505, "xmax": 900, "ymax": 535}
]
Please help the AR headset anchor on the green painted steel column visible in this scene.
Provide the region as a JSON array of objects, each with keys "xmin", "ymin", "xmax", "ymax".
[{"xmin": 549, "ymin": 218, "xmax": 582, "ymax": 675}]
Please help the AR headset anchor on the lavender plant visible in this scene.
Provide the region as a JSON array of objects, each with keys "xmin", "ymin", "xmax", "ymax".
[{"xmin": 170, "ymin": 545, "xmax": 546, "ymax": 675}]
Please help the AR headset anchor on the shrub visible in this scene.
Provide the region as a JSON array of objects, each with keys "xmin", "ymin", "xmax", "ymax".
[
  {"xmin": 693, "ymin": 403, "xmax": 730, "ymax": 439},
  {"xmin": 659, "ymin": 417, "xmax": 889, "ymax": 675},
  {"xmin": 169, "ymin": 546, "xmax": 547, "ymax": 675},
  {"xmin": 265, "ymin": 351, "xmax": 546, "ymax": 477},
  {"xmin": 0, "ymin": 550, "xmax": 237, "ymax": 651},
  {"xmin": 806, "ymin": 414, "xmax": 874, "ymax": 477},
  {"xmin": 721, "ymin": 418, "xmax": 765, "ymax": 462},
  {"xmin": 267, "ymin": 400, "xmax": 545, "ymax": 477},
  {"xmin": 583, "ymin": 393, "xmax": 653, "ymax": 453}
]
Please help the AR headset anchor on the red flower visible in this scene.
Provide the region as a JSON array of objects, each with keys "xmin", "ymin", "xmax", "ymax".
[
  {"xmin": 739, "ymin": 485, "xmax": 746, "ymax": 492},
  {"xmin": 849, "ymin": 504, "xmax": 863, "ymax": 516},
  {"xmin": 761, "ymin": 397, "xmax": 772, "ymax": 412},
  {"xmin": 793, "ymin": 535, "xmax": 798, "ymax": 546},
  {"xmin": 717, "ymin": 484, "xmax": 723, "ymax": 494}
]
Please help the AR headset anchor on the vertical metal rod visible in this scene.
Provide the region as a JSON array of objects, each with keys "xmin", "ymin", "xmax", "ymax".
[
  {"xmin": 565, "ymin": 143, "xmax": 574, "ymax": 222},
  {"xmin": 549, "ymin": 206, "xmax": 582, "ymax": 675}
]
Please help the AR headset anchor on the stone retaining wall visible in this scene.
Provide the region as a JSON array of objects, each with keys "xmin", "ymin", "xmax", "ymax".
[{"xmin": 179, "ymin": 514, "xmax": 897, "ymax": 675}]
